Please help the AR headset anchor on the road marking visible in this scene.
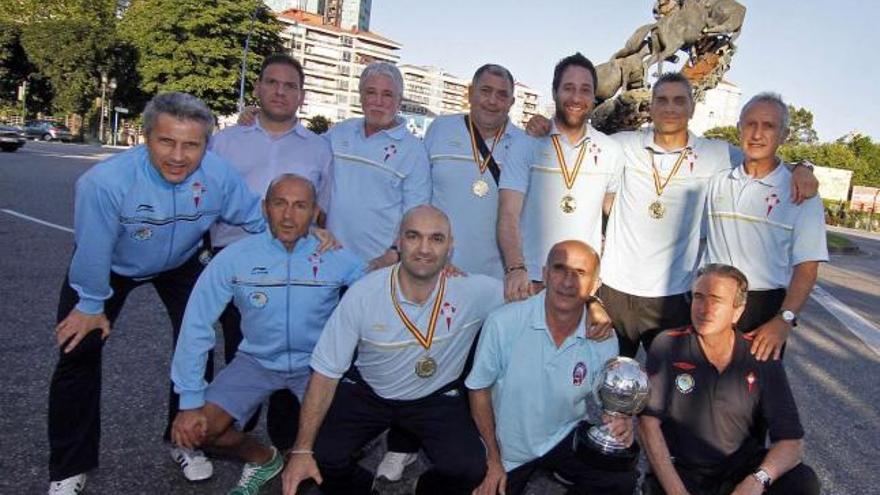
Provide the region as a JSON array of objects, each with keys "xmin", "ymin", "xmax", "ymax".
[
  {"xmin": 811, "ymin": 285, "xmax": 880, "ymax": 357},
  {"xmin": 1, "ymin": 209, "xmax": 73, "ymax": 233}
]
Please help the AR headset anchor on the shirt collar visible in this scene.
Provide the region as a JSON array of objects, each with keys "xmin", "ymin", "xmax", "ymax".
[
  {"xmin": 641, "ymin": 127, "xmax": 697, "ymax": 154},
  {"xmin": 265, "ymin": 229, "xmax": 318, "ymax": 255},
  {"xmin": 730, "ymin": 159, "xmax": 789, "ymax": 187},
  {"xmin": 361, "ymin": 117, "xmax": 408, "ymax": 141},
  {"xmin": 393, "ymin": 264, "xmax": 444, "ymax": 307},
  {"xmin": 529, "ymin": 291, "xmax": 588, "ymax": 343},
  {"xmin": 247, "ymin": 116, "xmax": 303, "ymax": 140},
  {"xmin": 550, "ymin": 120, "xmax": 592, "ymax": 147}
]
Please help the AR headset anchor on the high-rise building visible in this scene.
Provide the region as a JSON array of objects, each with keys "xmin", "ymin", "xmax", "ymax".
[
  {"xmin": 691, "ymin": 80, "xmax": 742, "ymax": 135},
  {"xmin": 276, "ymin": 9, "xmax": 401, "ymax": 122},
  {"xmin": 509, "ymin": 82, "xmax": 543, "ymax": 128},
  {"xmin": 397, "ymin": 65, "xmax": 469, "ymax": 136}
]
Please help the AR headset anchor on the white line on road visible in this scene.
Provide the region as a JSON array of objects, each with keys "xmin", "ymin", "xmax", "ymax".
[
  {"xmin": 1, "ymin": 209, "xmax": 73, "ymax": 233},
  {"xmin": 811, "ymin": 285, "xmax": 880, "ymax": 357}
]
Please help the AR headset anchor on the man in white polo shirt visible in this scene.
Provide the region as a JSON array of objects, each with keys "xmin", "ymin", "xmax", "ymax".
[
  {"xmin": 281, "ymin": 205, "xmax": 503, "ymax": 495},
  {"xmin": 426, "ymin": 63, "xmax": 526, "ymax": 279},
  {"xmin": 467, "ymin": 240, "xmax": 636, "ymax": 495},
  {"xmin": 706, "ymin": 92, "xmax": 827, "ymax": 361},
  {"xmin": 325, "ymin": 62, "xmax": 431, "ymax": 269},
  {"xmin": 498, "ymin": 53, "xmax": 624, "ymax": 302},
  {"xmin": 208, "ymin": 53, "xmax": 334, "ymax": 452}
]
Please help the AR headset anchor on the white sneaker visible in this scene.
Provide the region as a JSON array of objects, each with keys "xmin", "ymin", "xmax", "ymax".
[
  {"xmin": 48, "ymin": 473, "xmax": 86, "ymax": 495},
  {"xmin": 376, "ymin": 451, "xmax": 418, "ymax": 482},
  {"xmin": 170, "ymin": 446, "xmax": 214, "ymax": 481}
]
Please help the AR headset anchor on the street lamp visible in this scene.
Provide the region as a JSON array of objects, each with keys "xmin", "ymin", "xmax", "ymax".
[
  {"xmin": 99, "ymin": 72, "xmax": 108, "ymax": 143},
  {"xmin": 238, "ymin": 5, "xmax": 262, "ymax": 113},
  {"xmin": 108, "ymin": 78, "xmax": 118, "ymax": 145}
]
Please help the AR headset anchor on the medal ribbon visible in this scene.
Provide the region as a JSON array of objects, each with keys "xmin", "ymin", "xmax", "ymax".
[
  {"xmin": 648, "ymin": 148, "xmax": 690, "ymax": 197},
  {"xmin": 551, "ymin": 135, "xmax": 589, "ymax": 191},
  {"xmin": 389, "ymin": 265, "xmax": 447, "ymax": 350},
  {"xmin": 467, "ymin": 116, "xmax": 504, "ymax": 175}
]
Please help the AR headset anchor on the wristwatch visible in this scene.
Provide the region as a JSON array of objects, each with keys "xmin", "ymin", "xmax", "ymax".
[
  {"xmin": 752, "ymin": 468, "xmax": 772, "ymax": 489},
  {"xmin": 778, "ymin": 309, "xmax": 798, "ymax": 327}
]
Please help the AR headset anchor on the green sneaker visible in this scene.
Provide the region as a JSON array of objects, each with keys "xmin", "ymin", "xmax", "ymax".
[{"xmin": 228, "ymin": 447, "xmax": 283, "ymax": 495}]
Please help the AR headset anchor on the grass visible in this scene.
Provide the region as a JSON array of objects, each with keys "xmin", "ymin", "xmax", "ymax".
[{"xmin": 827, "ymin": 232, "xmax": 857, "ymax": 252}]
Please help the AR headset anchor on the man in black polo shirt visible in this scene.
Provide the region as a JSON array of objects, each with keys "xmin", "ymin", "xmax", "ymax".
[{"xmin": 639, "ymin": 264, "xmax": 820, "ymax": 495}]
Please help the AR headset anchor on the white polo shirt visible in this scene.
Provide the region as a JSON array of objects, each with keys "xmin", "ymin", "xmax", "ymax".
[
  {"xmin": 601, "ymin": 129, "xmax": 733, "ymax": 297},
  {"xmin": 209, "ymin": 119, "xmax": 333, "ymax": 248},
  {"xmin": 311, "ymin": 265, "xmax": 503, "ymax": 400},
  {"xmin": 501, "ymin": 122, "xmax": 623, "ymax": 280},
  {"xmin": 325, "ymin": 118, "xmax": 431, "ymax": 262},
  {"xmin": 466, "ymin": 291, "xmax": 619, "ymax": 470},
  {"xmin": 426, "ymin": 114, "xmax": 527, "ymax": 279},
  {"xmin": 706, "ymin": 162, "xmax": 828, "ymax": 290}
]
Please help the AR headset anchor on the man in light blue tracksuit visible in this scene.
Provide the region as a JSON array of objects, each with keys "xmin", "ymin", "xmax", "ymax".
[
  {"xmin": 48, "ymin": 92, "xmax": 265, "ymax": 495},
  {"xmin": 170, "ymin": 173, "xmax": 366, "ymax": 494}
]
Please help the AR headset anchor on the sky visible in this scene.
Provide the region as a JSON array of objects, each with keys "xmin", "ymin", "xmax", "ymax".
[{"xmin": 371, "ymin": 0, "xmax": 878, "ymax": 141}]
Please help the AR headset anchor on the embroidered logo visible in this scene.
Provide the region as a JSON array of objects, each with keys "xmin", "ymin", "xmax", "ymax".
[
  {"xmin": 136, "ymin": 204, "xmax": 154, "ymax": 213},
  {"xmin": 675, "ymin": 373, "xmax": 695, "ymax": 394},
  {"xmin": 383, "ymin": 144, "xmax": 397, "ymax": 162},
  {"xmin": 688, "ymin": 150, "xmax": 698, "ymax": 173},
  {"xmin": 191, "ymin": 182, "xmax": 206, "ymax": 208},
  {"xmin": 251, "ymin": 266, "xmax": 268, "ymax": 275},
  {"xmin": 308, "ymin": 252, "xmax": 323, "ymax": 279},
  {"xmin": 673, "ymin": 361, "xmax": 696, "ymax": 371},
  {"xmin": 572, "ymin": 362, "xmax": 587, "ymax": 386},
  {"xmin": 131, "ymin": 227, "xmax": 152, "ymax": 241},
  {"xmin": 249, "ymin": 292, "xmax": 268, "ymax": 308},
  {"xmin": 441, "ymin": 301, "xmax": 456, "ymax": 331},
  {"xmin": 746, "ymin": 371, "xmax": 757, "ymax": 394},
  {"xmin": 765, "ymin": 192, "xmax": 780, "ymax": 217},
  {"xmin": 588, "ymin": 141, "xmax": 602, "ymax": 166}
]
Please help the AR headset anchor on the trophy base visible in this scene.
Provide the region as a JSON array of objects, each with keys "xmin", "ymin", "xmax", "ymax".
[{"xmin": 573, "ymin": 422, "xmax": 639, "ymax": 471}]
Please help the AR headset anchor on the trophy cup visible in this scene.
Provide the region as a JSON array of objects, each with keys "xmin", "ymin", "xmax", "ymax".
[{"xmin": 575, "ymin": 357, "xmax": 649, "ymax": 459}]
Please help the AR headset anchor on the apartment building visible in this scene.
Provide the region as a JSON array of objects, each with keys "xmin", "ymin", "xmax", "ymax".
[{"xmin": 509, "ymin": 82, "xmax": 543, "ymax": 129}]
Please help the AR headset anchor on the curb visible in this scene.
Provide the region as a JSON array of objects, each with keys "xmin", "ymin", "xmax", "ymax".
[{"xmin": 828, "ymin": 245, "xmax": 861, "ymax": 255}]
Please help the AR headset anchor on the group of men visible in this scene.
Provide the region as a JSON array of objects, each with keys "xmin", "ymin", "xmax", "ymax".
[{"xmin": 47, "ymin": 50, "xmax": 826, "ymax": 495}]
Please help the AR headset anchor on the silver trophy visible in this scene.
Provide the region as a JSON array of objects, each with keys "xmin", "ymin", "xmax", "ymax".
[{"xmin": 584, "ymin": 357, "xmax": 650, "ymax": 456}]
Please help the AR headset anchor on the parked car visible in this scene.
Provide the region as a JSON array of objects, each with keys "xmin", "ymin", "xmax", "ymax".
[
  {"xmin": 23, "ymin": 120, "xmax": 73, "ymax": 142},
  {"xmin": 0, "ymin": 124, "xmax": 26, "ymax": 152}
]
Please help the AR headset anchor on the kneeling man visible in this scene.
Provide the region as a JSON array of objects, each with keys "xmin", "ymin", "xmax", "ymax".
[
  {"xmin": 467, "ymin": 240, "xmax": 637, "ymax": 495},
  {"xmin": 170, "ymin": 174, "xmax": 365, "ymax": 494},
  {"xmin": 640, "ymin": 264, "xmax": 820, "ymax": 495}
]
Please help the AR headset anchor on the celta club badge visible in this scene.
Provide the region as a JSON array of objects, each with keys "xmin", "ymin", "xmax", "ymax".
[
  {"xmin": 249, "ymin": 291, "xmax": 268, "ymax": 308},
  {"xmin": 746, "ymin": 371, "xmax": 757, "ymax": 393},
  {"xmin": 131, "ymin": 227, "xmax": 152, "ymax": 241},
  {"xmin": 765, "ymin": 192, "xmax": 780, "ymax": 216},
  {"xmin": 688, "ymin": 151, "xmax": 698, "ymax": 173},
  {"xmin": 308, "ymin": 252, "xmax": 323, "ymax": 279},
  {"xmin": 383, "ymin": 144, "xmax": 397, "ymax": 162},
  {"xmin": 191, "ymin": 182, "xmax": 206, "ymax": 208},
  {"xmin": 572, "ymin": 362, "xmax": 587, "ymax": 386},
  {"xmin": 441, "ymin": 301, "xmax": 456, "ymax": 330},
  {"xmin": 675, "ymin": 373, "xmax": 695, "ymax": 394},
  {"xmin": 588, "ymin": 141, "xmax": 602, "ymax": 166}
]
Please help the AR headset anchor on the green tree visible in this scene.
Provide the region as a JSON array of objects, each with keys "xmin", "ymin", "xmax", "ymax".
[
  {"xmin": 307, "ymin": 115, "xmax": 332, "ymax": 134},
  {"xmin": 119, "ymin": 0, "xmax": 283, "ymax": 116},
  {"xmin": 703, "ymin": 125, "xmax": 740, "ymax": 146},
  {"xmin": 786, "ymin": 105, "xmax": 818, "ymax": 145}
]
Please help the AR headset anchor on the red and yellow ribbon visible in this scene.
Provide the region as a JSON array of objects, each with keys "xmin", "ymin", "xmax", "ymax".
[
  {"xmin": 467, "ymin": 117, "xmax": 504, "ymax": 175},
  {"xmin": 390, "ymin": 265, "xmax": 447, "ymax": 350},
  {"xmin": 551, "ymin": 135, "xmax": 588, "ymax": 191}
]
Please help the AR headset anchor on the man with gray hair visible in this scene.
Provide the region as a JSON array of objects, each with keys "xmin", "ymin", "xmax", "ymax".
[
  {"xmin": 324, "ymin": 61, "xmax": 431, "ymax": 270},
  {"xmin": 48, "ymin": 92, "xmax": 264, "ymax": 494},
  {"xmin": 705, "ymin": 93, "xmax": 827, "ymax": 361}
]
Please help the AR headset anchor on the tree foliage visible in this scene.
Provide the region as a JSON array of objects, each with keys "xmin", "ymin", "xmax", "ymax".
[
  {"xmin": 786, "ymin": 105, "xmax": 818, "ymax": 145},
  {"xmin": 119, "ymin": 0, "xmax": 284, "ymax": 116},
  {"xmin": 703, "ymin": 125, "xmax": 739, "ymax": 147}
]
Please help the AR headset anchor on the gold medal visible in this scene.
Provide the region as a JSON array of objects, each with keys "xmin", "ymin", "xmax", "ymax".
[
  {"xmin": 471, "ymin": 179, "xmax": 490, "ymax": 198},
  {"xmin": 560, "ymin": 194, "xmax": 577, "ymax": 214},
  {"xmin": 415, "ymin": 355, "xmax": 437, "ymax": 378},
  {"xmin": 649, "ymin": 200, "xmax": 666, "ymax": 219},
  {"xmin": 390, "ymin": 265, "xmax": 447, "ymax": 378},
  {"xmin": 551, "ymin": 135, "xmax": 588, "ymax": 214}
]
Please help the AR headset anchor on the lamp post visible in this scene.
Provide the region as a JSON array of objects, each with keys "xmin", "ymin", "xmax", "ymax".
[
  {"xmin": 99, "ymin": 72, "xmax": 108, "ymax": 144},
  {"xmin": 238, "ymin": 5, "xmax": 261, "ymax": 113},
  {"xmin": 108, "ymin": 77, "xmax": 117, "ymax": 145}
]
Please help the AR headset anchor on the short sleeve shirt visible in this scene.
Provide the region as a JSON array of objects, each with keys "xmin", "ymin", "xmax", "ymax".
[
  {"xmin": 311, "ymin": 266, "xmax": 503, "ymax": 400},
  {"xmin": 643, "ymin": 328, "xmax": 804, "ymax": 472},
  {"xmin": 466, "ymin": 292, "xmax": 619, "ymax": 470},
  {"xmin": 705, "ymin": 162, "xmax": 828, "ymax": 290},
  {"xmin": 426, "ymin": 114, "xmax": 527, "ymax": 279},
  {"xmin": 500, "ymin": 123, "xmax": 623, "ymax": 280},
  {"xmin": 325, "ymin": 118, "xmax": 431, "ymax": 261}
]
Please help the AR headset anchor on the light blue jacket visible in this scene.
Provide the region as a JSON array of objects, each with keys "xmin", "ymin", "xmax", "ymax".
[{"xmin": 69, "ymin": 145, "xmax": 264, "ymax": 314}]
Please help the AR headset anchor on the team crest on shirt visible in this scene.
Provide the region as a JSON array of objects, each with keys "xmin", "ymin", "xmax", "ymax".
[
  {"xmin": 675, "ymin": 373, "xmax": 695, "ymax": 394},
  {"xmin": 765, "ymin": 192, "xmax": 780, "ymax": 217},
  {"xmin": 308, "ymin": 252, "xmax": 323, "ymax": 279},
  {"xmin": 441, "ymin": 301, "xmax": 456, "ymax": 331},
  {"xmin": 132, "ymin": 227, "xmax": 152, "ymax": 241},
  {"xmin": 687, "ymin": 150, "xmax": 698, "ymax": 173},
  {"xmin": 572, "ymin": 362, "xmax": 588, "ymax": 386},
  {"xmin": 191, "ymin": 182, "xmax": 206, "ymax": 208},
  {"xmin": 383, "ymin": 144, "xmax": 397, "ymax": 162},
  {"xmin": 249, "ymin": 291, "xmax": 268, "ymax": 308},
  {"xmin": 745, "ymin": 371, "xmax": 757, "ymax": 394},
  {"xmin": 587, "ymin": 141, "xmax": 602, "ymax": 166}
]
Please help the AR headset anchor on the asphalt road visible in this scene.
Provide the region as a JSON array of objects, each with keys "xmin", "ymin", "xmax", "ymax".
[{"xmin": 1, "ymin": 141, "xmax": 878, "ymax": 494}]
